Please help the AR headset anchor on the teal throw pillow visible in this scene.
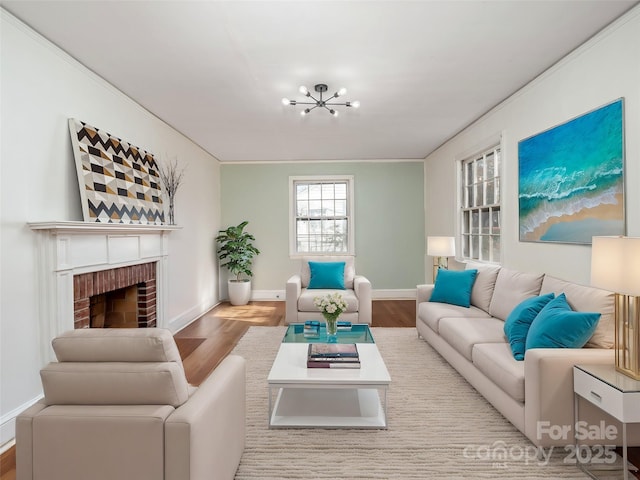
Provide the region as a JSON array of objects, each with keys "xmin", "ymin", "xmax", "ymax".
[
  {"xmin": 308, "ymin": 261, "xmax": 346, "ymax": 289},
  {"xmin": 429, "ymin": 269, "xmax": 478, "ymax": 308},
  {"xmin": 504, "ymin": 293, "xmax": 555, "ymax": 361},
  {"xmin": 525, "ymin": 293, "xmax": 601, "ymax": 352}
]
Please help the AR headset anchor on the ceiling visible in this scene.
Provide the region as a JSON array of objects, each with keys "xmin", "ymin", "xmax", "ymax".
[{"xmin": 3, "ymin": 1, "xmax": 638, "ymax": 162}]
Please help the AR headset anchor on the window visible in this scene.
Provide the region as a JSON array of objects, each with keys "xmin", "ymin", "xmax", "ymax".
[
  {"xmin": 290, "ymin": 176, "xmax": 354, "ymax": 255},
  {"xmin": 460, "ymin": 146, "xmax": 501, "ymax": 262}
]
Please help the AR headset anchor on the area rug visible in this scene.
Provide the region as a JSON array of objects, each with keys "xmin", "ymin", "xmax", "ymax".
[{"xmin": 232, "ymin": 326, "xmax": 591, "ymax": 479}]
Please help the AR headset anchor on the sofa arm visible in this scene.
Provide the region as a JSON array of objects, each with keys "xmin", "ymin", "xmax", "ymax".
[
  {"xmin": 416, "ymin": 284, "xmax": 434, "ymax": 323},
  {"xmin": 354, "ymin": 275, "xmax": 372, "ymax": 325},
  {"xmin": 524, "ymin": 348, "xmax": 614, "ymax": 447},
  {"xmin": 16, "ymin": 401, "xmax": 47, "ymax": 480},
  {"xmin": 416, "ymin": 284, "xmax": 433, "ymax": 304},
  {"xmin": 165, "ymin": 355, "xmax": 246, "ymax": 480},
  {"xmin": 285, "ymin": 274, "xmax": 302, "ymax": 324}
]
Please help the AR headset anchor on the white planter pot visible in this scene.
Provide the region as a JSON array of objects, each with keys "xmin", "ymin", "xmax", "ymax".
[{"xmin": 228, "ymin": 279, "xmax": 251, "ymax": 306}]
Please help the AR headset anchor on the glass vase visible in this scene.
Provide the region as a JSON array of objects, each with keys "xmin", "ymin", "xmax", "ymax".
[
  {"xmin": 168, "ymin": 198, "xmax": 175, "ymax": 225},
  {"xmin": 323, "ymin": 315, "xmax": 338, "ymax": 338}
]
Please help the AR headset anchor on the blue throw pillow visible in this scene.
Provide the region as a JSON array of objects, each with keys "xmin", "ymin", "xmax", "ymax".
[
  {"xmin": 525, "ymin": 293, "xmax": 601, "ymax": 352},
  {"xmin": 429, "ymin": 269, "xmax": 478, "ymax": 308},
  {"xmin": 504, "ymin": 293, "xmax": 555, "ymax": 361},
  {"xmin": 308, "ymin": 261, "xmax": 346, "ymax": 289}
]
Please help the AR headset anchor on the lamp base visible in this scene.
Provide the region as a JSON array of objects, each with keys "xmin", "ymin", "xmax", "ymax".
[
  {"xmin": 615, "ymin": 365, "xmax": 640, "ymax": 380},
  {"xmin": 614, "ymin": 293, "xmax": 640, "ymax": 380},
  {"xmin": 432, "ymin": 257, "xmax": 449, "ymax": 283}
]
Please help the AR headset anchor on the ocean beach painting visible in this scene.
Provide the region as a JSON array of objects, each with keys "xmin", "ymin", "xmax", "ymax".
[{"xmin": 518, "ymin": 99, "xmax": 624, "ymax": 244}]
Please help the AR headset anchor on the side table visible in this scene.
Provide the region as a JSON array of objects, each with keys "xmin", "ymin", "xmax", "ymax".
[{"xmin": 573, "ymin": 364, "xmax": 640, "ymax": 480}]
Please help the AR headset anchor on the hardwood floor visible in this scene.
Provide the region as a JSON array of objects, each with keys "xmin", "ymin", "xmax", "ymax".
[{"xmin": 0, "ymin": 299, "xmax": 415, "ymax": 480}]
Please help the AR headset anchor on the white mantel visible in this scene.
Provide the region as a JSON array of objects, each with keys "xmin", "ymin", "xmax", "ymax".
[{"xmin": 29, "ymin": 221, "xmax": 180, "ymax": 363}]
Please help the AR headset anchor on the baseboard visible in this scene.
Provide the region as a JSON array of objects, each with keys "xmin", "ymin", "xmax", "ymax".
[
  {"xmin": 249, "ymin": 289, "xmax": 416, "ymax": 301},
  {"xmin": 169, "ymin": 301, "xmax": 218, "ymax": 333},
  {"xmin": 251, "ymin": 290, "xmax": 285, "ymax": 301},
  {"xmin": 372, "ymin": 289, "xmax": 416, "ymax": 300}
]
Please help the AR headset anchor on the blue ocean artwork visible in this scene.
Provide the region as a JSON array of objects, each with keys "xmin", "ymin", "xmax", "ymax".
[{"xmin": 518, "ymin": 99, "xmax": 624, "ymax": 244}]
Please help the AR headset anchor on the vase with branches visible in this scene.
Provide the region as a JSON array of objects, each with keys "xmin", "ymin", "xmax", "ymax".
[{"xmin": 158, "ymin": 157, "xmax": 186, "ymax": 225}]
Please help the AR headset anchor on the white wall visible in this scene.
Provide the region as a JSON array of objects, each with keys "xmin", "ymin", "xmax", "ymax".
[
  {"xmin": 0, "ymin": 11, "xmax": 221, "ymax": 445},
  {"xmin": 425, "ymin": 6, "xmax": 640, "ymax": 284}
]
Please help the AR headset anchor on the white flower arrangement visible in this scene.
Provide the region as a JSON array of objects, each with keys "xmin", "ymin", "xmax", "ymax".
[{"xmin": 313, "ymin": 292, "xmax": 348, "ymax": 321}]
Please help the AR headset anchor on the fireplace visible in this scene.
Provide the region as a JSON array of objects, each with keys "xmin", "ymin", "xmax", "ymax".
[
  {"xmin": 74, "ymin": 263, "xmax": 157, "ymax": 329},
  {"xmin": 29, "ymin": 221, "xmax": 178, "ymax": 362}
]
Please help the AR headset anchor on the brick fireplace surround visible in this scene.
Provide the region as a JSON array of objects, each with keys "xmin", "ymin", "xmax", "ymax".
[
  {"xmin": 29, "ymin": 221, "xmax": 178, "ymax": 362},
  {"xmin": 73, "ymin": 263, "xmax": 157, "ymax": 329}
]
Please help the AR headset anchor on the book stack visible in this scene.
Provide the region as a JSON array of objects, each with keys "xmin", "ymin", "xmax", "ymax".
[
  {"xmin": 337, "ymin": 321, "xmax": 352, "ymax": 332},
  {"xmin": 307, "ymin": 343, "xmax": 360, "ymax": 369},
  {"xmin": 303, "ymin": 320, "xmax": 320, "ymax": 338}
]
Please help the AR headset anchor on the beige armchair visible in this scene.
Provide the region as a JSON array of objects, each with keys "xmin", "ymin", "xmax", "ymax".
[
  {"xmin": 286, "ymin": 255, "xmax": 372, "ymax": 324},
  {"xmin": 16, "ymin": 328, "xmax": 245, "ymax": 480}
]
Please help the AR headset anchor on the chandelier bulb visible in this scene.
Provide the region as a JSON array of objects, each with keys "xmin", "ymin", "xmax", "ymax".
[
  {"xmin": 282, "ymin": 98, "xmax": 290, "ymax": 106},
  {"xmin": 351, "ymin": 100, "xmax": 360, "ymax": 109},
  {"xmin": 301, "ymin": 109, "xmax": 310, "ymax": 116},
  {"xmin": 299, "ymin": 86, "xmax": 309, "ymax": 96},
  {"xmin": 330, "ymin": 109, "xmax": 338, "ymax": 117},
  {"xmin": 337, "ymin": 87, "xmax": 347, "ymax": 97}
]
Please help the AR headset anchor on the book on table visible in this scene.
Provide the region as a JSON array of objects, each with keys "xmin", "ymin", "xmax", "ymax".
[
  {"xmin": 307, "ymin": 343, "xmax": 360, "ymax": 369},
  {"xmin": 337, "ymin": 321, "xmax": 352, "ymax": 331},
  {"xmin": 303, "ymin": 320, "xmax": 320, "ymax": 338},
  {"xmin": 306, "ymin": 358, "xmax": 361, "ymax": 368},
  {"xmin": 308, "ymin": 343, "xmax": 359, "ymax": 358}
]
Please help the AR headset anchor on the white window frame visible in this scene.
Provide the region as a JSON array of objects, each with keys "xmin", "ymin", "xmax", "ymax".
[
  {"xmin": 289, "ymin": 175, "xmax": 355, "ymax": 257},
  {"xmin": 458, "ymin": 145, "xmax": 501, "ymax": 264}
]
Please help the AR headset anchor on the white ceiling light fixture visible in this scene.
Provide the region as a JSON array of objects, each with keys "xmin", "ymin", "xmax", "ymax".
[{"xmin": 282, "ymin": 83, "xmax": 360, "ymax": 117}]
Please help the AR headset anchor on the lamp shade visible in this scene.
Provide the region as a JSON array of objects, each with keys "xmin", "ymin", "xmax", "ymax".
[
  {"xmin": 427, "ymin": 236, "xmax": 456, "ymax": 257},
  {"xmin": 591, "ymin": 236, "xmax": 640, "ymax": 296}
]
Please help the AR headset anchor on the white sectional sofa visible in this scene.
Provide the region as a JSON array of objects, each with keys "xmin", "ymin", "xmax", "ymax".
[{"xmin": 417, "ymin": 262, "xmax": 639, "ymax": 448}]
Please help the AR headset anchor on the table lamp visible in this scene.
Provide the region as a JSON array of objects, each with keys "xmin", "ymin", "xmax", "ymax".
[
  {"xmin": 427, "ymin": 236, "xmax": 456, "ymax": 282},
  {"xmin": 591, "ymin": 236, "xmax": 640, "ymax": 380}
]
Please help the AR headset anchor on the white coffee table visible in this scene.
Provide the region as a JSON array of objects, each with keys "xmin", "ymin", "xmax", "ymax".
[{"xmin": 267, "ymin": 342, "xmax": 391, "ymax": 429}]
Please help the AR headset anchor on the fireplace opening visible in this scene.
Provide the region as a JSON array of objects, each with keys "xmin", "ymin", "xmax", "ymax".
[
  {"xmin": 90, "ymin": 285, "xmax": 139, "ymax": 328},
  {"xmin": 73, "ymin": 263, "xmax": 157, "ymax": 329}
]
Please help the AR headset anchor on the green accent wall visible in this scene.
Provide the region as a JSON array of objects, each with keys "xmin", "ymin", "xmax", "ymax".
[{"xmin": 220, "ymin": 162, "xmax": 424, "ymax": 291}]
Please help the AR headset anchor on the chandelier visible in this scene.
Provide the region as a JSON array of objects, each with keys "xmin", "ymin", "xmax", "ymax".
[{"xmin": 282, "ymin": 83, "xmax": 360, "ymax": 117}]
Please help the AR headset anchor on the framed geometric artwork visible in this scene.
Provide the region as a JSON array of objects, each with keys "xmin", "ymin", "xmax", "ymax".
[
  {"xmin": 68, "ymin": 119, "xmax": 165, "ymax": 224},
  {"xmin": 518, "ymin": 98, "xmax": 624, "ymax": 244}
]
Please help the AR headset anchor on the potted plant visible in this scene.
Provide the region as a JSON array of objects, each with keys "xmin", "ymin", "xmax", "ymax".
[{"xmin": 215, "ymin": 221, "xmax": 260, "ymax": 306}]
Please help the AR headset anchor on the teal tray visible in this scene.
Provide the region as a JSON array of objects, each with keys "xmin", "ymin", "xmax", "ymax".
[{"xmin": 282, "ymin": 323, "xmax": 375, "ymax": 344}]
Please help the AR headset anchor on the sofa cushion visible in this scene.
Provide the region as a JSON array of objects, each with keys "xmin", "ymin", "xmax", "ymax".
[
  {"xmin": 417, "ymin": 302, "xmax": 491, "ymax": 334},
  {"xmin": 297, "ymin": 288, "xmax": 359, "ymax": 313},
  {"xmin": 472, "ymin": 343, "xmax": 525, "ymax": 403},
  {"xmin": 301, "ymin": 256, "xmax": 355, "ymax": 289},
  {"xmin": 504, "ymin": 293, "xmax": 555, "ymax": 360},
  {"xmin": 465, "ymin": 261, "xmax": 501, "ymax": 313},
  {"xmin": 488, "ymin": 268, "xmax": 544, "ymax": 321},
  {"xmin": 308, "ymin": 261, "xmax": 345, "ymax": 289},
  {"xmin": 52, "ymin": 328, "xmax": 183, "ymax": 366},
  {"xmin": 540, "ymin": 275, "xmax": 614, "ymax": 349},
  {"xmin": 430, "ymin": 269, "xmax": 478, "ymax": 308},
  {"xmin": 525, "ymin": 293, "xmax": 601, "ymax": 351},
  {"xmin": 438, "ymin": 317, "xmax": 507, "ymax": 361},
  {"xmin": 41, "ymin": 362, "xmax": 190, "ymax": 407}
]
